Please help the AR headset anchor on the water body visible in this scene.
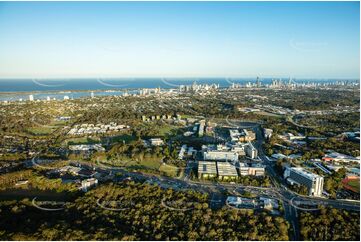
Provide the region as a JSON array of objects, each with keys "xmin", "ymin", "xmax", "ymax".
[{"xmin": 0, "ymin": 78, "xmax": 356, "ymax": 102}]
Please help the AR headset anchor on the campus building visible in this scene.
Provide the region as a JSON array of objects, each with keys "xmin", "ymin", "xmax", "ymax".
[
  {"xmin": 284, "ymin": 167, "xmax": 324, "ymax": 197},
  {"xmin": 198, "ymin": 161, "xmax": 217, "ymax": 179},
  {"xmin": 229, "ymin": 129, "xmax": 256, "ymax": 142},
  {"xmin": 149, "ymin": 138, "xmax": 164, "ymax": 146},
  {"xmin": 239, "ymin": 129, "xmax": 256, "ymax": 142},
  {"xmin": 263, "ymin": 128, "xmax": 273, "ymax": 139},
  {"xmin": 239, "ymin": 163, "xmax": 265, "ymax": 176},
  {"xmin": 245, "ymin": 142, "xmax": 258, "ymax": 159},
  {"xmin": 217, "ymin": 161, "xmax": 238, "ymax": 180},
  {"xmin": 203, "ymin": 150, "xmax": 239, "ymax": 162},
  {"xmin": 198, "ymin": 120, "xmax": 205, "ymax": 137},
  {"xmin": 81, "ymin": 178, "xmax": 98, "ymax": 192}
]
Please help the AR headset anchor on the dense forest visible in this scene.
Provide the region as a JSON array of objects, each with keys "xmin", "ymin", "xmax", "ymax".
[
  {"xmin": 299, "ymin": 207, "xmax": 360, "ymax": 241},
  {"xmin": 0, "ymin": 182, "xmax": 290, "ymax": 240}
]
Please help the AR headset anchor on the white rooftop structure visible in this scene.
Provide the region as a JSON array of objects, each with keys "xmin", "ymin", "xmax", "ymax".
[
  {"xmin": 203, "ymin": 150, "xmax": 238, "ymax": 162},
  {"xmin": 229, "ymin": 129, "xmax": 241, "ymax": 142},
  {"xmin": 287, "ymin": 167, "xmax": 322, "ymax": 180}
]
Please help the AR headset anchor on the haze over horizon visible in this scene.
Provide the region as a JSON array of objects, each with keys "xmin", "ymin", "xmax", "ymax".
[{"xmin": 0, "ymin": 1, "xmax": 359, "ymax": 79}]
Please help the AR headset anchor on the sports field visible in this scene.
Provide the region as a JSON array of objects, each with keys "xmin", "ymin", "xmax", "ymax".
[{"xmin": 342, "ymin": 177, "xmax": 360, "ymax": 193}]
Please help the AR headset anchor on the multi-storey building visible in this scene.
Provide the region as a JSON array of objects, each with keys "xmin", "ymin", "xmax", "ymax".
[
  {"xmin": 244, "ymin": 142, "xmax": 258, "ymax": 159},
  {"xmin": 284, "ymin": 167, "xmax": 324, "ymax": 197}
]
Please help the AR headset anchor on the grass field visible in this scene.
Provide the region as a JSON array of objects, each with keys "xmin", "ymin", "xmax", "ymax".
[
  {"xmin": 26, "ymin": 120, "xmax": 68, "ymax": 135},
  {"xmin": 104, "ymin": 156, "xmax": 162, "ymax": 169},
  {"xmin": 65, "ymin": 137, "xmax": 101, "ymax": 145},
  {"xmin": 158, "ymin": 125, "xmax": 177, "ymax": 136},
  {"xmin": 159, "ymin": 163, "xmax": 179, "ymax": 177},
  {"xmin": 109, "ymin": 134, "xmax": 136, "ymax": 144},
  {"xmin": 102, "ymin": 156, "xmax": 180, "ymax": 177},
  {"xmin": 27, "ymin": 126, "xmax": 55, "ymax": 135}
]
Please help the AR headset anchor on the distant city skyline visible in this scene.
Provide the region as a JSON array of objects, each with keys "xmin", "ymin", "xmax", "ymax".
[{"xmin": 0, "ymin": 1, "xmax": 359, "ymax": 79}]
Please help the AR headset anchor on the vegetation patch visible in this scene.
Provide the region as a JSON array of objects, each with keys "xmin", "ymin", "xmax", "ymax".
[
  {"xmin": 0, "ymin": 182, "xmax": 290, "ymax": 240},
  {"xmin": 299, "ymin": 207, "xmax": 360, "ymax": 241}
]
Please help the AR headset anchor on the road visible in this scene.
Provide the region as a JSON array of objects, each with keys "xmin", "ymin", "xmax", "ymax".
[
  {"xmin": 88, "ymin": 156, "xmax": 360, "ymax": 211},
  {"xmin": 34, "ymin": 119, "xmax": 359, "ymax": 241},
  {"xmin": 251, "ymin": 122, "xmax": 359, "ymax": 240}
]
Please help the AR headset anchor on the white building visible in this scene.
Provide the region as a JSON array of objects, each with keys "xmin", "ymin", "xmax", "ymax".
[
  {"xmin": 284, "ymin": 167, "xmax": 324, "ymax": 197},
  {"xmin": 245, "ymin": 142, "xmax": 258, "ymax": 159},
  {"xmin": 264, "ymin": 128, "xmax": 273, "ymax": 139},
  {"xmin": 29, "ymin": 94, "xmax": 34, "ymax": 101},
  {"xmin": 229, "ymin": 129, "xmax": 242, "ymax": 142},
  {"xmin": 226, "ymin": 196, "xmax": 256, "ymax": 208},
  {"xmin": 203, "ymin": 150, "xmax": 238, "ymax": 162},
  {"xmin": 149, "ymin": 138, "xmax": 164, "ymax": 146},
  {"xmin": 178, "ymin": 145, "xmax": 187, "ymax": 160},
  {"xmin": 286, "ymin": 133, "xmax": 306, "ymax": 141},
  {"xmin": 81, "ymin": 178, "xmax": 98, "ymax": 192},
  {"xmin": 231, "ymin": 145, "xmax": 246, "ymax": 156},
  {"xmin": 69, "ymin": 144, "xmax": 105, "ymax": 152},
  {"xmin": 198, "ymin": 120, "xmax": 205, "ymax": 137}
]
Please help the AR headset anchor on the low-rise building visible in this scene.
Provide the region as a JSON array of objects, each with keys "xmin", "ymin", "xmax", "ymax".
[
  {"xmin": 279, "ymin": 133, "xmax": 306, "ymax": 141},
  {"xmin": 239, "ymin": 129, "xmax": 256, "ymax": 142},
  {"xmin": 15, "ymin": 180, "xmax": 29, "ymax": 186},
  {"xmin": 203, "ymin": 150, "xmax": 238, "ymax": 162},
  {"xmin": 226, "ymin": 196, "xmax": 256, "ymax": 209},
  {"xmin": 231, "ymin": 145, "xmax": 246, "ymax": 156},
  {"xmin": 259, "ymin": 197, "xmax": 279, "ymax": 210},
  {"xmin": 149, "ymin": 138, "xmax": 164, "ymax": 146},
  {"xmin": 322, "ymin": 152, "xmax": 360, "ymax": 164},
  {"xmin": 81, "ymin": 178, "xmax": 98, "ymax": 192},
  {"xmin": 271, "ymin": 153, "xmax": 287, "ymax": 160},
  {"xmin": 229, "ymin": 129, "xmax": 242, "ymax": 142},
  {"xmin": 229, "ymin": 129, "xmax": 256, "ymax": 142},
  {"xmin": 217, "ymin": 161, "xmax": 238, "ymax": 180},
  {"xmin": 239, "ymin": 163, "xmax": 265, "ymax": 176},
  {"xmin": 58, "ymin": 166, "xmax": 82, "ymax": 176},
  {"xmin": 69, "ymin": 144, "xmax": 105, "ymax": 152},
  {"xmin": 198, "ymin": 161, "xmax": 217, "ymax": 179}
]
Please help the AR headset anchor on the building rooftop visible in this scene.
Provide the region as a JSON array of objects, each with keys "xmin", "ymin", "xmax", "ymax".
[
  {"xmin": 198, "ymin": 161, "xmax": 217, "ymax": 175},
  {"xmin": 290, "ymin": 167, "xmax": 323, "ymax": 180},
  {"xmin": 217, "ymin": 161, "xmax": 238, "ymax": 176}
]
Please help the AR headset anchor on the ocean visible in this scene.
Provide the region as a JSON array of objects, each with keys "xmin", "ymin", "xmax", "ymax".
[{"xmin": 0, "ymin": 78, "xmax": 356, "ymax": 102}]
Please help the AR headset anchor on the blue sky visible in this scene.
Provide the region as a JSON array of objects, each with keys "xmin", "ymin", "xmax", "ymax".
[{"xmin": 0, "ymin": 1, "xmax": 359, "ymax": 79}]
